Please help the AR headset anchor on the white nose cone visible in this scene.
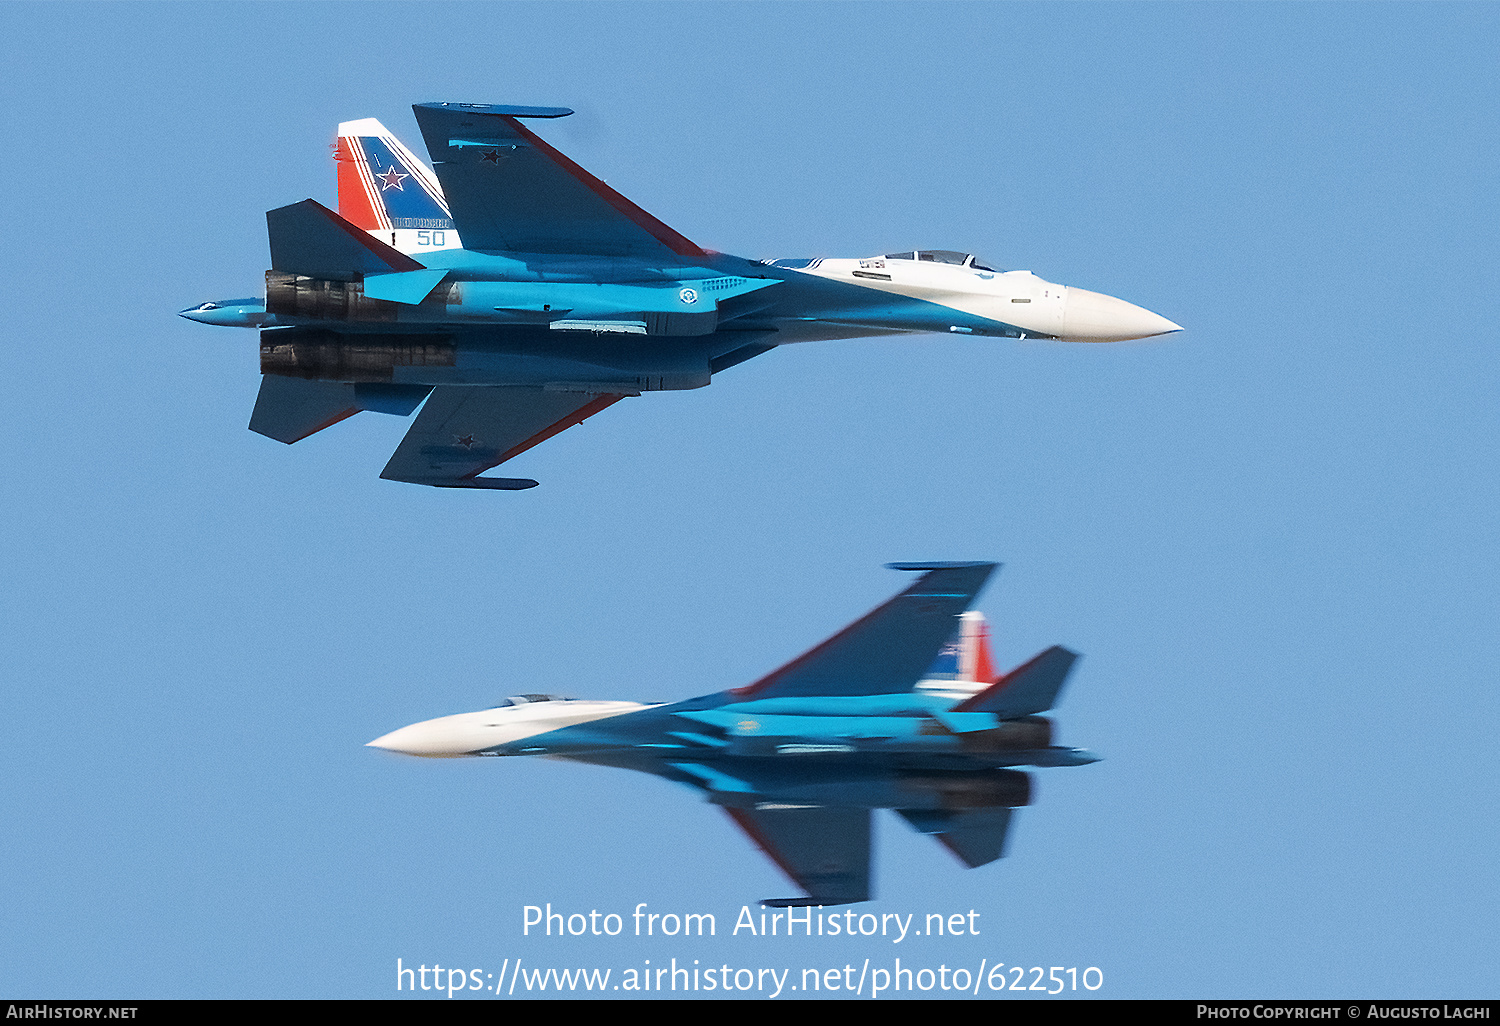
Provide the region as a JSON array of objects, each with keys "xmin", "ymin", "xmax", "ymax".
[
  {"xmin": 1062, "ymin": 287, "xmax": 1182, "ymax": 342},
  {"xmin": 367, "ymin": 716, "xmax": 480, "ymax": 758}
]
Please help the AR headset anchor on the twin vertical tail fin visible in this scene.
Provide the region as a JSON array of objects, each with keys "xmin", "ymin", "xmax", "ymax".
[
  {"xmin": 918, "ymin": 611, "xmax": 997, "ymax": 694},
  {"xmin": 257, "ymin": 126, "xmax": 450, "ymax": 447},
  {"xmin": 336, "ymin": 118, "xmax": 463, "ymax": 255},
  {"xmin": 918, "ymin": 610, "xmax": 1080, "ymax": 716}
]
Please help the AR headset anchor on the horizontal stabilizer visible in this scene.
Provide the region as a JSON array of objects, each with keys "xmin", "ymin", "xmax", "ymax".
[
  {"xmin": 953, "ymin": 646, "xmax": 1080, "ymax": 718},
  {"xmin": 250, "ymin": 377, "xmax": 434, "ymax": 444},
  {"xmin": 729, "ymin": 563, "xmax": 997, "ymax": 700},
  {"xmin": 380, "ymin": 384, "xmax": 626, "ymax": 488},
  {"xmin": 899, "ymin": 808, "xmax": 1015, "ymax": 868},
  {"xmin": 267, "ymin": 199, "xmax": 424, "ymax": 281},
  {"xmin": 250, "ymin": 376, "xmax": 359, "ymax": 444},
  {"xmin": 723, "ymin": 805, "xmax": 871, "ymax": 906}
]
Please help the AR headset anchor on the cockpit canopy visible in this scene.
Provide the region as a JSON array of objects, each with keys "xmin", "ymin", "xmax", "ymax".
[
  {"xmin": 491, "ymin": 694, "xmax": 575, "ymax": 708},
  {"xmin": 883, "ymin": 250, "xmax": 1003, "ymax": 272}
]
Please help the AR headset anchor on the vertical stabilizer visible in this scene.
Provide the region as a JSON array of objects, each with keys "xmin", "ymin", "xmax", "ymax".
[
  {"xmin": 918, "ymin": 611, "xmax": 996, "ymax": 696},
  {"xmin": 336, "ymin": 118, "xmax": 464, "ymax": 255}
]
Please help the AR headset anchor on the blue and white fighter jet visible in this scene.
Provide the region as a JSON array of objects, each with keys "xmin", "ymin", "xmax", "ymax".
[
  {"xmin": 368, "ymin": 563, "xmax": 1097, "ymax": 906},
  {"xmin": 182, "ymin": 103, "xmax": 1180, "ymax": 490}
]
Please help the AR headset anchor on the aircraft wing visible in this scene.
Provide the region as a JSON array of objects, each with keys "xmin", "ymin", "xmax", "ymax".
[
  {"xmin": 721, "ymin": 805, "xmax": 871, "ymax": 907},
  {"xmin": 380, "ymin": 385, "xmax": 627, "ymax": 489},
  {"xmin": 729, "ymin": 562, "xmax": 998, "ymax": 700},
  {"xmin": 411, "ymin": 102, "xmax": 705, "ymax": 258}
]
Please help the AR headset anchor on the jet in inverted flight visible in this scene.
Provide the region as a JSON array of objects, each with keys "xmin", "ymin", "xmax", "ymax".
[
  {"xmin": 182, "ymin": 103, "xmax": 1180, "ymax": 489},
  {"xmin": 368, "ymin": 562, "xmax": 1097, "ymax": 906}
]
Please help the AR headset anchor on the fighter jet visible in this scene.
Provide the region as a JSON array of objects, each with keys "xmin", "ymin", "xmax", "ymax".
[
  {"xmin": 368, "ymin": 562, "xmax": 1097, "ymax": 906},
  {"xmin": 182, "ymin": 103, "xmax": 1181, "ymax": 490}
]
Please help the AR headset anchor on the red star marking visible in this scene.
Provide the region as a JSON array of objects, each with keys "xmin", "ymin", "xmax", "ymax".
[{"xmin": 377, "ymin": 165, "xmax": 409, "ymax": 191}]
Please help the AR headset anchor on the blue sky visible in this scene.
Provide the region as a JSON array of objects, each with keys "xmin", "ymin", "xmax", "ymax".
[{"xmin": 2, "ymin": 2, "xmax": 1496, "ymax": 999}]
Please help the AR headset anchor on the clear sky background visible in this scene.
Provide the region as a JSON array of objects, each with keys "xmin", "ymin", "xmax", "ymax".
[{"xmin": 2, "ymin": 2, "xmax": 1496, "ymax": 1000}]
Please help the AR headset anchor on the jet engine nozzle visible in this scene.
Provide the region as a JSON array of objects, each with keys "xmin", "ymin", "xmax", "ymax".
[
  {"xmin": 964, "ymin": 716, "xmax": 1053, "ymax": 752},
  {"xmin": 902, "ymin": 769, "xmax": 1033, "ymax": 809}
]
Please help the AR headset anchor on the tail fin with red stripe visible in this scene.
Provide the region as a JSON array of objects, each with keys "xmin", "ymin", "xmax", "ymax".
[
  {"xmin": 917, "ymin": 611, "xmax": 996, "ymax": 695},
  {"xmin": 336, "ymin": 118, "xmax": 463, "ymax": 256}
]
